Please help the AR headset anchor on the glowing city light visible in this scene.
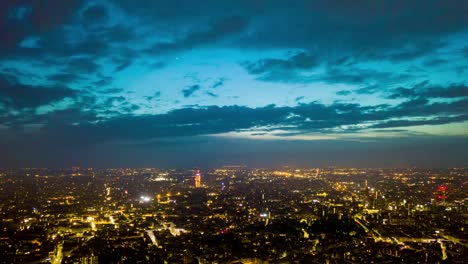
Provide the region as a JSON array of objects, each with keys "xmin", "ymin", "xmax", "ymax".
[{"xmin": 140, "ymin": 196, "xmax": 151, "ymax": 202}]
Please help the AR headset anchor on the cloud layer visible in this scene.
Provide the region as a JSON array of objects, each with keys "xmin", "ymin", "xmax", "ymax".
[{"xmin": 0, "ymin": 0, "xmax": 467, "ymax": 167}]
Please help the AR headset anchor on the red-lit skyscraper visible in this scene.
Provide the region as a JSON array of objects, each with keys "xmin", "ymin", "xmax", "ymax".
[{"xmin": 436, "ymin": 185, "xmax": 448, "ymax": 203}]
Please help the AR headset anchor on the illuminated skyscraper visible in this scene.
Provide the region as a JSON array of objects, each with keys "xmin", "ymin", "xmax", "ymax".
[
  {"xmin": 194, "ymin": 170, "xmax": 202, "ymax": 188},
  {"xmin": 436, "ymin": 185, "xmax": 448, "ymax": 204}
]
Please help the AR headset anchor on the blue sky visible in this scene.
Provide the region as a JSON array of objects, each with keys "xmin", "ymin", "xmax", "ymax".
[{"xmin": 0, "ymin": 0, "xmax": 467, "ymax": 167}]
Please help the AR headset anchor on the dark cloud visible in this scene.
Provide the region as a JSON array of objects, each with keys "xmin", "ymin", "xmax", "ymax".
[
  {"xmin": 386, "ymin": 82, "xmax": 468, "ymax": 99},
  {"xmin": 370, "ymin": 41, "xmax": 445, "ymax": 62},
  {"xmin": 243, "ymin": 52, "xmax": 318, "ymax": 82},
  {"xmin": 120, "ymin": 104, "xmax": 140, "ymax": 113},
  {"xmin": 99, "ymin": 88, "xmax": 124, "ymax": 94},
  {"xmin": 422, "ymin": 58, "xmax": 449, "ymax": 67},
  {"xmin": 336, "ymin": 90, "xmax": 352, "ymax": 96},
  {"xmin": 144, "ymin": 91, "xmax": 162, "ymax": 101},
  {"xmin": 4, "ymin": 96, "xmax": 465, "ymax": 142},
  {"xmin": 103, "ymin": 96, "xmax": 126, "ymax": 108},
  {"xmin": 462, "ymin": 47, "xmax": 468, "ymax": 57},
  {"xmin": 2, "ymin": 0, "xmax": 467, "ymax": 64},
  {"xmin": 243, "ymin": 54, "xmax": 417, "ymax": 85},
  {"xmin": 94, "ymin": 25, "xmax": 136, "ymax": 43},
  {"xmin": 245, "ymin": 1, "xmax": 467, "ymax": 56},
  {"xmin": 0, "ymin": 73, "xmax": 76, "ymax": 110},
  {"xmin": 0, "ymin": 5, "xmax": 134, "ymax": 63},
  {"xmin": 320, "ymin": 67, "xmax": 416, "ymax": 87},
  {"xmin": 113, "ymin": 0, "xmax": 253, "ymax": 23},
  {"xmin": 114, "ymin": 61, "xmax": 132, "ymax": 72},
  {"xmin": 370, "ymin": 115, "xmax": 468, "ymax": 129},
  {"xmin": 92, "ymin": 75, "xmax": 113, "ymax": 87},
  {"xmin": 6, "ymin": 107, "xmax": 99, "ymax": 127},
  {"xmin": 333, "ymin": 56, "xmax": 355, "ymax": 67},
  {"xmin": 24, "ymin": 35, "xmax": 109, "ymax": 59},
  {"xmin": 81, "ymin": 4, "xmax": 107, "ymax": 26},
  {"xmin": 0, "ymin": 0, "xmax": 83, "ymax": 54},
  {"xmin": 1, "ymin": 67, "xmax": 41, "ymax": 80},
  {"xmin": 351, "ymin": 75, "xmax": 438, "ymax": 96},
  {"xmin": 320, "ymin": 69, "xmax": 369, "ymax": 85},
  {"xmin": 114, "ymin": 0, "xmax": 468, "ymax": 52},
  {"xmin": 65, "ymin": 57, "xmax": 100, "ymax": 73},
  {"xmin": 245, "ymin": 52, "xmax": 318, "ymax": 75},
  {"xmin": 294, "ymin": 96, "xmax": 305, "ymax": 102},
  {"xmin": 48, "ymin": 73, "xmax": 83, "ymax": 83},
  {"xmin": 212, "ymin": 78, "xmax": 226, "ymax": 88},
  {"xmin": 182, "ymin": 85, "xmax": 201, "ymax": 97},
  {"xmin": 146, "ymin": 16, "xmax": 248, "ymax": 54},
  {"xmin": 206, "ymin": 91, "xmax": 218, "ymax": 97}
]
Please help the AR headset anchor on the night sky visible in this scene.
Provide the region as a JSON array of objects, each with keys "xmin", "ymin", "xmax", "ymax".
[{"xmin": 0, "ymin": 0, "xmax": 467, "ymax": 168}]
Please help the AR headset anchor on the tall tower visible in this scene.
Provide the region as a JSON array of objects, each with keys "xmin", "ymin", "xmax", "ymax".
[
  {"xmin": 194, "ymin": 170, "xmax": 202, "ymax": 188},
  {"xmin": 364, "ymin": 179, "xmax": 370, "ymax": 198},
  {"xmin": 436, "ymin": 185, "xmax": 448, "ymax": 204}
]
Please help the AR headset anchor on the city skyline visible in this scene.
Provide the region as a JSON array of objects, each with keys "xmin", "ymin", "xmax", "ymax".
[
  {"xmin": 1, "ymin": 1, "xmax": 467, "ymax": 167},
  {"xmin": 0, "ymin": 167, "xmax": 466, "ymax": 262}
]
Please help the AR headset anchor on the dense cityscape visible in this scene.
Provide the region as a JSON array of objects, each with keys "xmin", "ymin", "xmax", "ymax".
[
  {"xmin": 0, "ymin": 167, "xmax": 466, "ymax": 263},
  {"xmin": 1, "ymin": 0, "xmax": 468, "ymax": 263}
]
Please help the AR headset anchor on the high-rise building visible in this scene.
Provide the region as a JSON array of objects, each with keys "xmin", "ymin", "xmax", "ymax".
[
  {"xmin": 436, "ymin": 185, "xmax": 448, "ymax": 203},
  {"xmin": 194, "ymin": 170, "xmax": 202, "ymax": 188}
]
